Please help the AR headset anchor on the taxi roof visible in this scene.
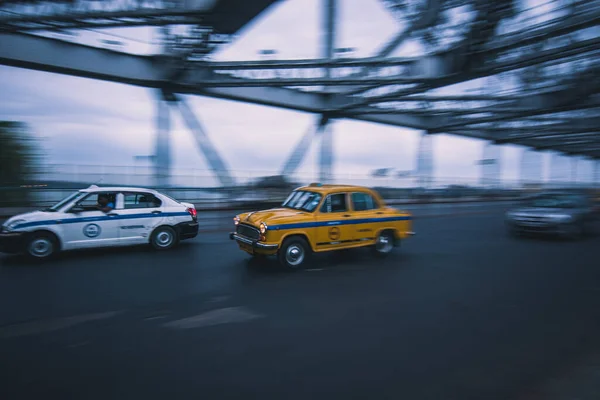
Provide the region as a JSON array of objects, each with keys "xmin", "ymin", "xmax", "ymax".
[
  {"xmin": 79, "ymin": 185, "xmax": 160, "ymax": 194},
  {"xmin": 296, "ymin": 184, "xmax": 375, "ymax": 194}
]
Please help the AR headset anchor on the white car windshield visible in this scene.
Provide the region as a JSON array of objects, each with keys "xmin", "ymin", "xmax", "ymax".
[
  {"xmin": 45, "ymin": 191, "xmax": 86, "ymax": 212},
  {"xmin": 529, "ymin": 194, "xmax": 579, "ymax": 209},
  {"xmin": 282, "ymin": 190, "xmax": 322, "ymax": 212}
]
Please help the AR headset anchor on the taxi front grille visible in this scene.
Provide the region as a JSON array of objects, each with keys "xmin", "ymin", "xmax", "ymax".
[{"xmin": 236, "ymin": 224, "xmax": 260, "ymax": 240}]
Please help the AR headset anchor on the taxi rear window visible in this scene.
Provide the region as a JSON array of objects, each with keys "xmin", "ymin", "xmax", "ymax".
[{"xmin": 124, "ymin": 193, "xmax": 162, "ymax": 209}]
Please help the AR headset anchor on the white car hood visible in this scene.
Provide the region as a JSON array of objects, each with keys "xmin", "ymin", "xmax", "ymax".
[{"xmin": 4, "ymin": 210, "xmax": 55, "ymax": 226}]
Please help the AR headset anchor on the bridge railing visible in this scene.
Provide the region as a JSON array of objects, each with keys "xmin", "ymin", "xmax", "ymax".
[{"xmin": 1, "ymin": 181, "xmax": 596, "ymax": 209}]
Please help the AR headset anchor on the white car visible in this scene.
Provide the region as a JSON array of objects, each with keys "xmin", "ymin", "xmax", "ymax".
[{"xmin": 0, "ymin": 185, "xmax": 199, "ymax": 260}]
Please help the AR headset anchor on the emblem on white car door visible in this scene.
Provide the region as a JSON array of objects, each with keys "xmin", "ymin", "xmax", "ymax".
[{"xmin": 83, "ymin": 223, "xmax": 101, "ymax": 238}]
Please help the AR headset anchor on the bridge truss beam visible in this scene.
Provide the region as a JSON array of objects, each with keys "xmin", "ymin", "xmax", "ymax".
[
  {"xmin": 0, "ymin": 0, "xmax": 280, "ymax": 33},
  {"xmin": 0, "ymin": 32, "xmax": 432, "ymax": 130},
  {"xmin": 0, "ymin": 0, "xmax": 599, "ymax": 164}
]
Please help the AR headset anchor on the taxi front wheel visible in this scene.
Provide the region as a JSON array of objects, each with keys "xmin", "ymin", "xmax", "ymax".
[
  {"xmin": 151, "ymin": 226, "xmax": 178, "ymax": 250},
  {"xmin": 25, "ymin": 232, "xmax": 58, "ymax": 260},
  {"xmin": 278, "ymin": 236, "xmax": 310, "ymax": 270}
]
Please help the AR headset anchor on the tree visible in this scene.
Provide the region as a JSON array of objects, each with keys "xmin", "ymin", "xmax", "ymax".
[{"xmin": 0, "ymin": 121, "xmax": 42, "ymax": 205}]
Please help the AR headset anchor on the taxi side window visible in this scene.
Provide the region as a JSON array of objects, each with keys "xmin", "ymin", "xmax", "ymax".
[
  {"xmin": 351, "ymin": 192, "xmax": 378, "ymax": 211},
  {"xmin": 320, "ymin": 193, "xmax": 347, "ymax": 213},
  {"xmin": 124, "ymin": 193, "xmax": 162, "ymax": 209},
  {"xmin": 77, "ymin": 192, "xmax": 117, "ymax": 210}
]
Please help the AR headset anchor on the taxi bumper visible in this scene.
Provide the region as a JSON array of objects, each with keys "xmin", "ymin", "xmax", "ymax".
[
  {"xmin": 229, "ymin": 233, "xmax": 279, "ymax": 250},
  {"xmin": 0, "ymin": 230, "xmax": 26, "ymax": 254},
  {"xmin": 177, "ymin": 221, "xmax": 199, "ymax": 240}
]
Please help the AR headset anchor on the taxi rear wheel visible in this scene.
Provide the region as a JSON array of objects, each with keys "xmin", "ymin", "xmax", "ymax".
[
  {"xmin": 372, "ymin": 231, "xmax": 394, "ymax": 258},
  {"xmin": 151, "ymin": 226, "xmax": 178, "ymax": 250},
  {"xmin": 278, "ymin": 237, "xmax": 310, "ymax": 270},
  {"xmin": 25, "ymin": 232, "xmax": 58, "ymax": 260}
]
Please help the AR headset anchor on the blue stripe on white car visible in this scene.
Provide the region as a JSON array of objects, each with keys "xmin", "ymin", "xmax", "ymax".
[{"xmin": 14, "ymin": 212, "xmax": 190, "ymax": 230}]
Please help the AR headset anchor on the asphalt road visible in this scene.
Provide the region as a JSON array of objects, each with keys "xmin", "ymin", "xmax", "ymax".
[{"xmin": 0, "ymin": 208, "xmax": 599, "ymax": 400}]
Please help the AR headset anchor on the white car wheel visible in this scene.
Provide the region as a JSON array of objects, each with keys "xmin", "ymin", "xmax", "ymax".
[
  {"xmin": 151, "ymin": 226, "xmax": 177, "ymax": 250},
  {"xmin": 26, "ymin": 233, "xmax": 57, "ymax": 260}
]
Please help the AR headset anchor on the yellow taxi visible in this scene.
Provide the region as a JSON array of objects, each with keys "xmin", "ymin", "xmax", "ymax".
[{"xmin": 229, "ymin": 184, "xmax": 414, "ymax": 269}]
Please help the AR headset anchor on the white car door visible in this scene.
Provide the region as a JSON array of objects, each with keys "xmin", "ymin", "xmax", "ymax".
[
  {"xmin": 117, "ymin": 191, "xmax": 166, "ymax": 244},
  {"xmin": 60, "ymin": 191, "xmax": 121, "ymax": 250}
]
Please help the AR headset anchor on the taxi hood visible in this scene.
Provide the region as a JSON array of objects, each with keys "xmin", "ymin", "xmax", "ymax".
[
  {"xmin": 241, "ymin": 208, "xmax": 310, "ymax": 226},
  {"xmin": 3, "ymin": 210, "xmax": 53, "ymax": 228}
]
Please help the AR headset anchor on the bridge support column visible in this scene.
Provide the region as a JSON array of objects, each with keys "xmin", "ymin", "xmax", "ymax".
[
  {"xmin": 480, "ymin": 142, "xmax": 502, "ymax": 188},
  {"xmin": 174, "ymin": 95, "xmax": 235, "ymax": 188},
  {"xmin": 154, "ymin": 92, "xmax": 171, "ymax": 187},
  {"xmin": 416, "ymin": 131, "xmax": 434, "ymax": 189},
  {"xmin": 570, "ymin": 156, "xmax": 579, "ymax": 186},
  {"xmin": 594, "ymin": 160, "xmax": 600, "ymax": 188},
  {"xmin": 318, "ymin": 116, "xmax": 333, "ymax": 183},
  {"xmin": 279, "ymin": 115, "xmax": 333, "ymax": 182},
  {"xmin": 549, "ymin": 152, "xmax": 570, "ymax": 188},
  {"xmin": 323, "ymin": 0, "xmax": 336, "ymax": 79},
  {"xmin": 280, "ymin": 116, "xmax": 320, "ymax": 177},
  {"xmin": 520, "ymin": 148, "xmax": 543, "ymax": 189}
]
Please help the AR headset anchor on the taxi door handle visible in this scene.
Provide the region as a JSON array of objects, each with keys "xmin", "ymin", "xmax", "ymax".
[
  {"xmin": 343, "ymin": 214, "xmax": 351, "ymax": 217},
  {"xmin": 376, "ymin": 212, "xmax": 383, "ymax": 215},
  {"xmin": 152, "ymin": 211, "xmax": 162, "ymax": 214},
  {"xmin": 107, "ymin": 213, "xmax": 119, "ymax": 217}
]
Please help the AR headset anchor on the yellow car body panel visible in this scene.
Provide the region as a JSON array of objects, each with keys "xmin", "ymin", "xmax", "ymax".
[{"xmin": 231, "ymin": 184, "xmax": 413, "ymax": 256}]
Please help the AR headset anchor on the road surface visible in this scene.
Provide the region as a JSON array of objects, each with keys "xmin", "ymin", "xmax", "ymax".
[{"xmin": 0, "ymin": 205, "xmax": 599, "ymax": 400}]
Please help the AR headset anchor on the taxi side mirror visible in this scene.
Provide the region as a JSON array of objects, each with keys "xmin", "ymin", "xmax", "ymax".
[{"xmin": 69, "ymin": 205, "xmax": 85, "ymax": 213}]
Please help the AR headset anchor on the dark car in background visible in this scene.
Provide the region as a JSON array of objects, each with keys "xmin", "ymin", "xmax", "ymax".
[{"xmin": 505, "ymin": 191, "xmax": 597, "ymax": 239}]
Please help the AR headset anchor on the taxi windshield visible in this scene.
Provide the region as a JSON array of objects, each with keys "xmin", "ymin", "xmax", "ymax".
[
  {"xmin": 46, "ymin": 191, "xmax": 86, "ymax": 212},
  {"xmin": 282, "ymin": 190, "xmax": 322, "ymax": 212}
]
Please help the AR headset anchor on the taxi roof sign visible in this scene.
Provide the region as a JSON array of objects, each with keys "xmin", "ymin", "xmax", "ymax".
[{"xmin": 308, "ymin": 182, "xmax": 322, "ymax": 187}]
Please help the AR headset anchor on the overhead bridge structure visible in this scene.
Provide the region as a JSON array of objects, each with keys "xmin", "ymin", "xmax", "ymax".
[{"xmin": 0, "ymin": 0, "xmax": 599, "ymax": 187}]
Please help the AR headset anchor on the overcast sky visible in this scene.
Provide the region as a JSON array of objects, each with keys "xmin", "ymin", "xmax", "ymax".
[{"xmin": 0, "ymin": 0, "xmax": 594, "ymax": 187}]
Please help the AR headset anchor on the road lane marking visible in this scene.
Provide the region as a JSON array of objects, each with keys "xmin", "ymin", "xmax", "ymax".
[
  {"xmin": 0, "ymin": 311, "xmax": 122, "ymax": 339},
  {"xmin": 162, "ymin": 306, "xmax": 263, "ymax": 330},
  {"xmin": 144, "ymin": 315, "xmax": 168, "ymax": 321}
]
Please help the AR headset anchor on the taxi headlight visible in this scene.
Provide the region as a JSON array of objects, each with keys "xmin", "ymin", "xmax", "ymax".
[
  {"xmin": 233, "ymin": 216, "xmax": 240, "ymax": 226},
  {"xmin": 259, "ymin": 222, "xmax": 267, "ymax": 234},
  {"xmin": 5, "ymin": 219, "xmax": 26, "ymax": 231}
]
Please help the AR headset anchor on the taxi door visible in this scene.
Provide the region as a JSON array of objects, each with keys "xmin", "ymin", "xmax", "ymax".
[
  {"xmin": 315, "ymin": 192, "xmax": 355, "ymax": 250},
  {"xmin": 60, "ymin": 191, "xmax": 121, "ymax": 249},
  {"xmin": 117, "ymin": 192, "xmax": 165, "ymax": 245},
  {"xmin": 349, "ymin": 192, "xmax": 381, "ymax": 243}
]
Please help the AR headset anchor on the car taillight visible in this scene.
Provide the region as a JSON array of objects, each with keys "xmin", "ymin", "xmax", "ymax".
[{"xmin": 187, "ymin": 207, "xmax": 197, "ymax": 221}]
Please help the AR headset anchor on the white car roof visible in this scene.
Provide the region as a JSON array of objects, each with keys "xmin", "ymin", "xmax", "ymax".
[{"xmin": 79, "ymin": 186, "xmax": 161, "ymax": 195}]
